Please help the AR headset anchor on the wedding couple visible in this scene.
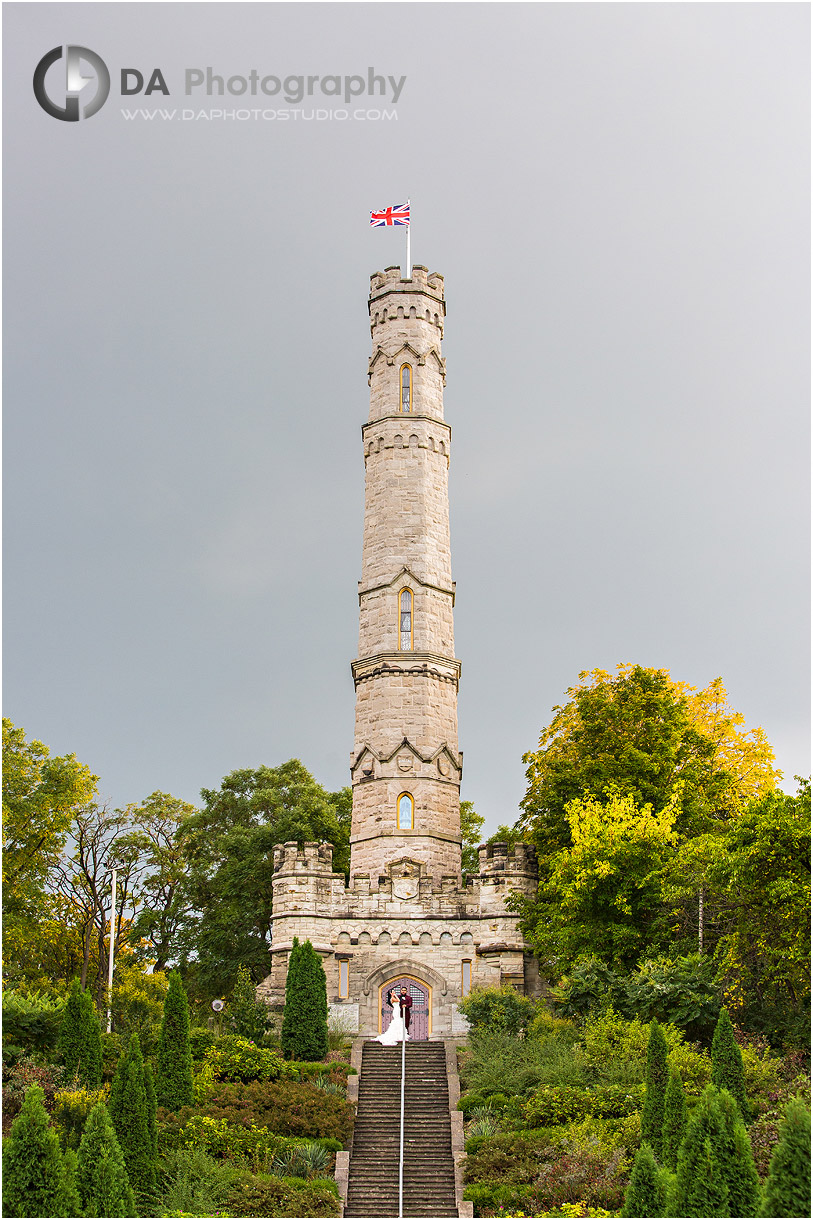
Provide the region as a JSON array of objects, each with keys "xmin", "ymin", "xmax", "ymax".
[{"xmin": 376, "ymin": 985, "xmax": 413, "ymax": 1044}]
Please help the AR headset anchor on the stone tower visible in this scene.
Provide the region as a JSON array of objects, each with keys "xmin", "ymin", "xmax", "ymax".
[
  {"xmin": 259, "ymin": 267, "xmax": 540, "ymax": 1038},
  {"xmin": 351, "ymin": 265, "xmax": 462, "ymax": 885}
]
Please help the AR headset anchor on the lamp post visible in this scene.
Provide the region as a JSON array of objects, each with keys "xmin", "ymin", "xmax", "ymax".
[{"xmin": 106, "ymin": 868, "xmax": 117, "ymax": 1034}]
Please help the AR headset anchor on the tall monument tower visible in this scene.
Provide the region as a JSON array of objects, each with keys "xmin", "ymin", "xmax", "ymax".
[
  {"xmin": 350, "ymin": 265, "xmax": 462, "ymax": 885},
  {"xmin": 261, "ymin": 267, "xmax": 540, "ymax": 1038}
]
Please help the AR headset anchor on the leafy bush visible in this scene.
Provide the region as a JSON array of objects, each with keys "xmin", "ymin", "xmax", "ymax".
[
  {"xmin": 458, "ymin": 986, "xmax": 537, "ymax": 1037},
  {"xmin": 524, "ymin": 1085, "xmax": 594, "ymax": 1128},
  {"xmin": 590, "ymin": 1083, "xmax": 645, "ymax": 1119},
  {"xmin": 171, "ymin": 1079, "xmax": 354, "ymax": 1142},
  {"xmin": 2, "ymin": 1055, "xmax": 64, "ymax": 1123},
  {"xmin": 464, "ymin": 1130, "xmax": 562, "ymax": 1185},
  {"xmin": 459, "ymin": 1030, "xmax": 586, "ymax": 1099},
  {"xmin": 458, "ymin": 1092, "xmax": 487, "ymax": 1117},
  {"xmin": 53, "ymin": 1086, "xmax": 108, "ymax": 1150},
  {"xmin": 226, "ymin": 1172, "xmax": 340, "ymax": 1217},
  {"xmin": 156, "ymin": 1146, "xmax": 241, "ymax": 1216},
  {"xmin": 463, "ymin": 1181, "xmax": 534, "ymax": 1215},
  {"xmin": 188, "ymin": 1026, "xmax": 217, "ymax": 1062},
  {"xmin": 100, "ymin": 1032, "xmax": 124, "ymax": 1082},
  {"xmin": 205, "ymin": 1035, "xmax": 296, "ymax": 1084},
  {"xmin": 2, "ymin": 988, "xmax": 65, "ymax": 1056}
]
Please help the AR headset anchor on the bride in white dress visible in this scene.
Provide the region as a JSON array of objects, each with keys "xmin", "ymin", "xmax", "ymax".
[{"xmin": 376, "ymin": 991, "xmax": 409, "ymax": 1044}]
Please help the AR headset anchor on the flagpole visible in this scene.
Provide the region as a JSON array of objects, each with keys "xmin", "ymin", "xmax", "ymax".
[{"xmin": 406, "ymin": 198, "xmax": 411, "ymax": 280}]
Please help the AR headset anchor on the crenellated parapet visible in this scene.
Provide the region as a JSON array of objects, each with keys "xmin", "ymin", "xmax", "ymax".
[{"xmin": 369, "ymin": 265, "xmax": 446, "ymax": 340}]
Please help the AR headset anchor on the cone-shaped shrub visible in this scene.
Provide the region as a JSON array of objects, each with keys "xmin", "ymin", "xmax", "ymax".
[
  {"xmin": 762, "ymin": 1098, "xmax": 811, "ymax": 1217},
  {"xmin": 230, "ymin": 963, "xmax": 270, "ymax": 1044},
  {"xmin": 684, "ymin": 1135, "xmax": 729, "ymax": 1217},
  {"xmin": 621, "ymin": 1142, "xmax": 667, "ymax": 1217},
  {"xmin": 2, "ymin": 1083, "xmax": 77, "ymax": 1218},
  {"xmin": 144, "ymin": 1058, "xmax": 158, "ymax": 1160},
  {"xmin": 108, "ymin": 1032, "xmax": 156, "ymax": 1206},
  {"xmin": 76, "ymin": 1100, "xmax": 136, "ymax": 1218},
  {"xmin": 282, "ymin": 938, "xmax": 328, "ymax": 1061},
  {"xmin": 662, "ymin": 1066, "xmax": 688, "ymax": 1172},
  {"xmin": 58, "ymin": 1148, "xmax": 81, "ymax": 1218},
  {"xmin": 280, "ymin": 936, "xmax": 302, "ymax": 1059},
  {"xmin": 155, "ymin": 969, "xmax": 194, "ymax": 1110},
  {"xmin": 56, "ymin": 978, "xmax": 103, "ymax": 1089},
  {"xmin": 641, "ymin": 1018, "xmax": 669, "ymax": 1160},
  {"xmin": 711, "ymin": 1005, "xmax": 748, "ymax": 1120},
  {"xmin": 673, "ymin": 1083, "xmax": 759, "ymax": 1218},
  {"xmin": 716, "ymin": 1086, "xmax": 760, "ymax": 1218}
]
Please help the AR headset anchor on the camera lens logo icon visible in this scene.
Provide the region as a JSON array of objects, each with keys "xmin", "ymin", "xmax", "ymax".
[{"xmin": 33, "ymin": 46, "xmax": 110, "ymax": 121}]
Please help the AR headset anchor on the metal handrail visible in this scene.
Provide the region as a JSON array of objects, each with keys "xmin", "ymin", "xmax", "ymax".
[{"xmin": 398, "ymin": 1016, "xmax": 406, "ymax": 1218}]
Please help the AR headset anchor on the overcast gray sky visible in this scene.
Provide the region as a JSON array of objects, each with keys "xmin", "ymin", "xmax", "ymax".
[{"xmin": 4, "ymin": 2, "xmax": 809, "ymax": 834}]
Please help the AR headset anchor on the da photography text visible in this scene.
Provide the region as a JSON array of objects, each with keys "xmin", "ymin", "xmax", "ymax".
[{"xmin": 33, "ymin": 46, "xmax": 407, "ymax": 121}]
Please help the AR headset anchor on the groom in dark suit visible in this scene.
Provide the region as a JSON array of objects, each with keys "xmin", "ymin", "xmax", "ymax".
[{"xmin": 398, "ymin": 985, "xmax": 413, "ymax": 1030}]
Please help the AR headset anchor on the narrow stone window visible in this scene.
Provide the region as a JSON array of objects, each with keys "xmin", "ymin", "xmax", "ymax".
[
  {"xmin": 397, "ymin": 792, "xmax": 414, "ymax": 830},
  {"xmin": 399, "ymin": 588, "xmax": 413, "ymax": 651},
  {"xmin": 400, "ymin": 363, "xmax": 412, "ymax": 412},
  {"xmin": 462, "ymin": 960, "xmax": 472, "ymax": 996},
  {"xmin": 338, "ymin": 959, "xmax": 349, "ymax": 999}
]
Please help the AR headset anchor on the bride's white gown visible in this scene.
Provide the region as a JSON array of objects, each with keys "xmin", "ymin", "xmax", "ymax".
[{"xmin": 377, "ymin": 999, "xmax": 409, "ymax": 1044}]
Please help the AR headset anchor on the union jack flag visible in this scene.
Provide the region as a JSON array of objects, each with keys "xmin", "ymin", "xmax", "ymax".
[{"xmin": 370, "ymin": 203, "xmax": 410, "ymax": 227}]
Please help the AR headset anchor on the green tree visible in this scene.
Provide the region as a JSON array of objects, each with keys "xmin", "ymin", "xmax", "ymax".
[
  {"xmin": 281, "ymin": 939, "xmax": 328, "ymax": 1061},
  {"xmin": 155, "ymin": 970, "xmax": 194, "ymax": 1110},
  {"xmin": 460, "ymin": 800, "xmax": 485, "ymax": 879},
  {"xmin": 180, "ymin": 760, "xmax": 351, "ymax": 994},
  {"xmin": 116, "ymin": 791, "xmax": 197, "ymax": 972},
  {"xmin": 681, "ymin": 1135, "xmax": 729, "ymax": 1217},
  {"xmin": 76, "ymin": 1100, "xmax": 136, "ymax": 1218},
  {"xmin": 762, "ymin": 1098, "xmax": 811, "ymax": 1218},
  {"xmin": 56, "ymin": 978, "xmax": 103, "ymax": 1089},
  {"xmin": 2, "ymin": 719, "xmax": 98, "ymax": 987},
  {"xmin": 661, "ymin": 1066, "xmax": 687, "ymax": 1172},
  {"xmin": 707, "ymin": 781, "xmax": 810, "ymax": 1047},
  {"xmin": 516, "ymin": 789, "xmax": 680, "ymax": 972},
  {"xmin": 715, "ymin": 1087, "xmax": 761, "ymax": 1218},
  {"xmin": 457, "ymin": 985, "xmax": 536, "ymax": 1037},
  {"xmin": 711, "ymin": 1006, "xmax": 748, "ymax": 1120},
  {"xmin": 229, "ymin": 963, "xmax": 270, "ymax": 1043},
  {"xmin": 621, "ymin": 1142, "xmax": 667, "ymax": 1218},
  {"xmin": 1, "ymin": 1084, "xmax": 79, "ymax": 1218},
  {"xmin": 519, "ymin": 666, "xmax": 779, "ymax": 866},
  {"xmin": 641, "ymin": 1019, "xmax": 669, "ymax": 1161},
  {"xmin": 108, "ymin": 1032, "xmax": 156, "ymax": 1207}
]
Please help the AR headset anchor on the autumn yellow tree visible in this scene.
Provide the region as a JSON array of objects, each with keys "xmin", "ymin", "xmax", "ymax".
[{"xmin": 519, "ymin": 665, "xmax": 779, "ymax": 867}]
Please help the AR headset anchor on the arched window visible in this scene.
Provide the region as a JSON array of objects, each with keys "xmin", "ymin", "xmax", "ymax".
[
  {"xmin": 398, "ymin": 588, "xmax": 413, "ymax": 651},
  {"xmin": 397, "ymin": 792, "xmax": 414, "ymax": 830},
  {"xmin": 400, "ymin": 364, "xmax": 412, "ymax": 413}
]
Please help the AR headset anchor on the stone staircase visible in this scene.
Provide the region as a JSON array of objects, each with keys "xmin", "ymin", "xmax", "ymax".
[{"xmin": 345, "ymin": 1040, "xmax": 458, "ymax": 1217}]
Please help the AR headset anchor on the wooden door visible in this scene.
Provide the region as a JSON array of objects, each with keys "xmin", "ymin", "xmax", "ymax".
[{"xmin": 380, "ymin": 977, "xmax": 430, "ymax": 1040}]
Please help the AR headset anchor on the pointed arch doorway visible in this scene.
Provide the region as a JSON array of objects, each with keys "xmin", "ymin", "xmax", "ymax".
[{"xmin": 379, "ymin": 975, "xmax": 431, "ymax": 1040}]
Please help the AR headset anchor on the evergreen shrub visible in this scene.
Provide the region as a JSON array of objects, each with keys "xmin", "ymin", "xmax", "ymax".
[
  {"xmin": 76, "ymin": 1100, "xmax": 136, "ymax": 1218},
  {"xmin": 2, "ymin": 1083, "xmax": 79, "ymax": 1218},
  {"xmin": 762, "ymin": 1098, "xmax": 811, "ymax": 1218},
  {"xmin": 2, "ymin": 989, "xmax": 65, "ymax": 1057},
  {"xmin": 661, "ymin": 1066, "xmax": 687, "ymax": 1172},
  {"xmin": 523, "ymin": 1084, "xmax": 594, "ymax": 1128},
  {"xmin": 672, "ymin": 1084, "xmax": 759, "ymax": 1218},
  {"xmin": 155, "ymin": 970, "xmax": 195, "ymax": 1110},
  {"xmin": 621, "ymin": 1142, "xmax": 667, "ymax": 1218},
  {"xmin": 641, "ymin": 1019, "xmax": 669, "ymax": 1160},
  {"xmin": 108, "ymin": 1031, "xmax": 157, "ymax": 1206},
  {"xmin": 56, "ymin": 979, "xmax": 103, "ymax": 1089},
  {"xmin": 281, "ymin": 940, "xmax": 329, "ymax": 1062},
  {"xmin": 229, "ymin": 964, "xmax": 270, "ymax": 1044},
  {"xmin": 711, "ymin": 1006, "xmax": 748, "ymax": 1119}
]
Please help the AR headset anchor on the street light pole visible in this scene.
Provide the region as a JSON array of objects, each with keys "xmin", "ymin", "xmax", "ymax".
[{"xmin": 106, "ymin": 868, "xmax": 117, "ymax": 1034}]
